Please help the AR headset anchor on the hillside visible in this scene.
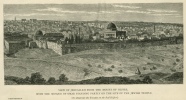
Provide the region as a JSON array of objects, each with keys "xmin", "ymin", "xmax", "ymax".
[{"xmin": 4, "ymin": 44, "xmax": 183, "ymax": 83}]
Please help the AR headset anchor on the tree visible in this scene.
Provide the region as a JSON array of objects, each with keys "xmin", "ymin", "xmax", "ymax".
[
  {"xmin": 59, "ymin": 74, "xmax": 68, "ymax": 82},
  {"xmin": 142, "ymin": 76, "xmax": 152, "ymax": 84},
  {"xmin": 70, "ymin": 35, "xmax": 74, "ymax": 44},
  {"xmin": 47, "ymin": 77, "xmax": 56, "ymax": 84},
  {"xmin": 65, "ymin": 37, "xmax": 69, "ymax": 44},
  {"xmin": 75, "ymin": 34, "xmax": 78, "ymax": 43},
  {"xmin": 30, "ymin": 72, "xmax": 46, "ymax": 84},
  {"xmin": 164, "ymin": 29, "xmax": 170, "ymax": 34}
]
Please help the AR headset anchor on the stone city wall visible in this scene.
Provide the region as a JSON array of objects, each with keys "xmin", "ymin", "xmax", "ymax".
[{"xmin": 35, "ymin": 37, "xmax": 183, "ymax": 55}]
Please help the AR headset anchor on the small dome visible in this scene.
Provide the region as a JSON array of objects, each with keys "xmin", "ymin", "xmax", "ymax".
[
  {"xmin": 107, "ymin": 22, "xmax": 117, "ymax": 31},
  {"xmin": 35, "ymin": 30, "xmax": 43, "ymax": 36}
]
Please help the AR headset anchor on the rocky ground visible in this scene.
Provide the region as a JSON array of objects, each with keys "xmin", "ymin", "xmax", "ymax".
[{"xmin": 4, "ymin": 44, "xmax": 183, "ymax": 84}]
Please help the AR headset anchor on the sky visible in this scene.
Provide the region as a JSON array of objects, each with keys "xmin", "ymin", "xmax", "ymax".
[{"xmin": 3, "ymin": 3, "xmax": 183, "ymax": 23}]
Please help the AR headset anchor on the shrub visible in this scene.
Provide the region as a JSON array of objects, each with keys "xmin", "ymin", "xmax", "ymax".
[
  {"xmin": 5, "ymin": 76, "xmax": 29, "ymax": 84},
  {"xmin": 83, "ymin": 68, "xmax": 89, "ymax": 76},
  {"xmin": 142, "ymin": 76, "xmax": 153, "ymax": 84},
  {"xmin": 30, "ymin": 72, "xmax": 46, "ymax": 84},
  {"xmin": 24, "ymin": 76, "xmax": 30, "ymax": 82},
  {"xmin": 97, "ymin": 65, "xmax": 102, "ymax": 68},
  {"xmin": 88, "ymin": 64, "xmax": 92, "ymax": 67},
  {"xmin": 143, "ymin": 67, "xmax": 147, "ymax": 70},
  {"xmin": 170, "ymin": 68, "xmax": 176, "ymax": 72},
  {"xmin": 118, "ymin": 70, "xmax": 123, "ymax": 73},
  {"xmin": 152, "ymin": 66, "xmax": 157, "ymax": 70},
  {"xmin": 111, "ymin": 65, "xmax": 115, "ymax": 68},
  {"xmin": 173, "ymin": 62, "xmax": 177, "ymax": 65},
  {"xmin": 165, "ymin": 72, "xmax": 183, "ymax": 82},
  {"xmin": 59, "ymin": 74, "xmax": 68, "ymax": 82},
  {"xmin": 47, "ymin": 77, "xmax": 56, "ymax": 84},
  {"xmin": 162, "ymin": 59, "xmax": 164, "ymax": 61},
  {"xmin": 107, "ymin": 68, "xmax": 112, "ymax": 71},
  {"xmin": 176, "ymin": 58, "xmax": 180, "ymax": 62}
]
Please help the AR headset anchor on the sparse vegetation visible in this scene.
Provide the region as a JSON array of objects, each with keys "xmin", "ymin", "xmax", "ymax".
[
  {"xmin": 5, "ymin": 72, "xmax": 184, "ymax": 84},
  {"xmin": 30, "ymin": 72, "xmax": 46, "ymax": 84},
  {"xmin": 104, "ymin": 68, "xmax": 112, "ymax": 72},
  {"xmin": 152, "ymin": 66, "xmax": 157, "ymax": 70},
  {"xmin": 47, "ymin": 77, "xmax": 56, "ymax": 84},
  {"xmin": 142, "ymin": 76, "xmax": 153, "ymax": 84},
  {"xmin": 88, "ymin": 64, "xmax": 92, "ymax": 67},
  {"xmin": 173, "ymin": 62, "xmax": 177, "ymax": 65},
  {"xmin": 4, "ymin": 43, "xmax": 183, "ymax": 84},
  {"xmin": 111, "ymin": 65, "xmax": 115, "ymax": 68},
  {"xmin": 143, "ymin": 67, "xmax": 147, "ymax": 70},
  {"xmin": 83, "ymin": 68, "xmax": 89, "ymax": 76},
  {"xmin": 170, "ymin": 68, "xmax": 176, "ymax": 72},
  {"xmin": 59, "ymin": 74, "xmax": 68, "ymax": 82},
  {"xmin": 97, "ymin": 64, "xmax": 102, "ymax": 68},
  {"xmin": 107, "ymin": 68, "xmax": 112, "ymax": 71},
  {"xmin": 118, "ymin": 70, "xmax": 123, "ymax": 73},
  {"xmin": 176, "ymin": 58, "xmax": 180, "ymax": 62},
  {"xmin": 164, "ymin": 72, "xmax": 183, "ymax": 83}
]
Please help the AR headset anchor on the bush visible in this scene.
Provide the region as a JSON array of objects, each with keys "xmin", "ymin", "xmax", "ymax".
[
  {"xmin": 142, "ymin": 76, "xmax": 153, "ymax": 84},
  {"xmin": 88, "ymin": 64, "xmax": 92, "ymax": 67},
  {"xmin": 83, "ymin": 68, "xmax": 89, "ymax": 76},
  {"xmin": 173, "ymin": 62, "xmax": 177, "ymax": 65},
  {"xmin": 107, "ymin": 68, "xmax": 112, "ymax": 71},
  {"xmin": 111, "ymin": 65, "xmax": 115, "ymax": 68},
  {"xmin": 47, "ymin": 77, "xmax": 56, "ymax": 84},
  {"xmin": 118, "ymin": 70, "xmax": 123, "ymax": 73},
  {"xmin": 30, "ymin": 72, "xmax": 46, "ymax": 84},
  {"xmin": 97, "ymin": 65, "xmax": 102, "ymax": 68},
  {"xmin": 5, "ymin": 76, "xmax": 30, "ymax": 84},
  {"xmin": 165, "ymin": 72, "xmax": 183, "ymax": 82},
  {"xmin": 152, "ymin": 66, "xmax": 157, "ymax": 70},
  {"xmin": 59, "ymin": 74, "xmax": 68, "ymax": 82},
  {"xmin": 143, "ymin": 67, "xmax": 147, "ymax": 70},
  {"xmin": 170, "ymin": 68, "xmax": 176, "ymax": 72},
  {"xmin": 176, "ymin": 58, "xmax": 180, "ymax": 62}
]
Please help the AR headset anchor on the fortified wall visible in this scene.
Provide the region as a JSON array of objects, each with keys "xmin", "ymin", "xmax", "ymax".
[
  {"xmin": 65, "ymin": 37, "xmax": 183, "ymax": 54},
  {"xmin": 35, "ymin": 40, "xmax": 65, "ymax": 55},
  {"xmin": 34, "ymin": 37, "xmax": 183, "ymax": 55}
]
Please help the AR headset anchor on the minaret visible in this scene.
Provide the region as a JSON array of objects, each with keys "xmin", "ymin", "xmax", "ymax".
[{"xmin": 14, "ymin": 17, "xmax": 16, "ymax": 21}]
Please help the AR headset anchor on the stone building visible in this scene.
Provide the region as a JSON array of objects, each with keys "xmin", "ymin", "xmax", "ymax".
[{"xmin": 102, "ymin": 22, "xmax": 127, "ymax": 40}]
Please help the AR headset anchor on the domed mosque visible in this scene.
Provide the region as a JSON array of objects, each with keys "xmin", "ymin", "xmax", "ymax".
[
  {"xmin": 107, "ymin": 22, "xmax": 117, "ymax": 31},
  {"xmin": 103, "ymin": 22, "xmax": 127, "ymax": 40}
]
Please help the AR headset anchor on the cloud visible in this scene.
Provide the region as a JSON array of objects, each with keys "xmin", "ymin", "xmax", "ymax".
[
  {"xmin": 150, "ymin": 13, "xmax": 181, "ymax": 16},
  {"xmin": 125, "ymin": 10, "xmax": 151, "ymax": 14},
  {"xmin": 4, "ymin": 13, "xmax": 65, "ymax": 17},
  {"xmin": 147, "ymin": 9, "xmax": 177, "ymax": 13},
  {"xmin": 112, "ymin": 4, "xmax": 141, "ymax": 9},
  {"xmin": 34, "ymin": 7, "xmax": 97, "ymax": 14}
]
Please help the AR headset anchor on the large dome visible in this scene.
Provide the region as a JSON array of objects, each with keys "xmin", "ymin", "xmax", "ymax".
[{"xmin": 107, "ymin": 22, "xmax": 117, "ymax": 31}]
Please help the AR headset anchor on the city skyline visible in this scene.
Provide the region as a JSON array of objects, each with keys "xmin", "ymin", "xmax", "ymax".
[{"xmin": 4, "ymin": 3, "xmax": 183, "ymax": 23}]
